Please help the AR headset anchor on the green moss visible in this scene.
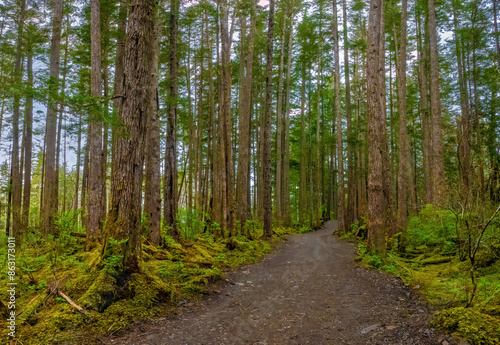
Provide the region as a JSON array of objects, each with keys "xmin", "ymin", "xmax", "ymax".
[
  {"xmin": 431, "ymin": 307, "xmax": 500, "ymax": 345},
  {"xmin": 77, "ymin": 271, "xmax": 117, "ymax": 312},
  {"xmin": 3, "ymin": 224, "xmax": 298, "ymax": 344}
]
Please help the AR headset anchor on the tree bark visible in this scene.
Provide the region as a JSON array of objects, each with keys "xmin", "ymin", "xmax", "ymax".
[
  {"xmin": 22, "ymin": 53, "xmax": 33, "ymax": 230},
  {"xmin": 344, "ymin": 0, "xmax": 355, "ymax": 228},
  {"xmin": 333, "ymin": 0, "xmax": 346, "ymax": 233},
  {"xmin": 11, "ymin": 0, "xmax": 26, "ymax": 241},
  {"xmin": 428, "ymin": 0, "xmax": 447, "ymax": 205},
  {"xmin": 299, "ymin": 63, "xmax": 307, "ymax": 225},
  {"xmin": 262, "ymin": 0, "xmax": 275, "ymax": 237},
  {"xmin": 145, "ymin": 18, "xmax": 162, "ymax": 246},
  {"xmin": 397, "ymin": 0, "xmax": 410, "ymax": 236},
  {"xmin": 107, "ymin": 0, "xmax": 157, "ymax": 273},
  {"xmin": 276, "ymin": 13, "xmax": 286, "ymax": 223},
  {"xmin": 283, "ymin": 12, "xmax": 294, "ymax": 227},
  {"xmin": 367, "ymin": 0, "xmax": 387, "ymax": 254},
  {"xmin": 43, "ymin": 0, "xmax": 64, "ymax": 234},
  {"xmin": 164, "ymin": 0, "xmax": 179, "ymax": 240},
  {"xmin": 236, "ymin": 1, "xmax": 256, "ymax": 235},
  {"xmin": 87, "ymin": 0, "xmax": 104, "ymax": 246}
]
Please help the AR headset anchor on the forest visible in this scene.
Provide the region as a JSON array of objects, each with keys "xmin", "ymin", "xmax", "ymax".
[{"xmin": 1, "ymin": 0, "xmax": 500, "ymax": 343}]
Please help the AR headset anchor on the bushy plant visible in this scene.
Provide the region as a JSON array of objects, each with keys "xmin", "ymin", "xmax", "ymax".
[{"xmin": 406, "ymin": 205, "xmax": 457, "ymax": 249}]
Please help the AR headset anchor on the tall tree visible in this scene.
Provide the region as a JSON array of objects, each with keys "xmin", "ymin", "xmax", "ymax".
[
  {"xmin": 43, "ymin": 0, "xmax": 64, "ymax": 234},
  {"xmin": 236, "ymin": 0, "xmax": 256, "ymax": 235},
  {"xmin": 367, "ymin": 0, "xmax": 387, "ymax": 253},
  {"xmin": 428, "ymin": 0, "xmax": 447, "ymax": 204},
  {"xmin": 11, "ymin": 0, "xmax": 26, "ymax": 240},
  {"xmin": 164, "ymin": 0, "xmax": 180, "ymax": 240},
  {"xmin": 344, "ymin": 0, "xmax": 355, "ymax": 228},
  {"xmin": 333, "ymin": 0, "xmax": 346, "ymax": 233},
  {"xmin": 263, "ymin": 0, "xmax": 275, "ymax": 237},
  {"xmin": 88, "ymin": 0, "xmax": 104, "ymax": 246},
  {"xmin": 283, "ymin": 11, "xmax": 294, "ymax": 227},
  {"xmin": 397, "ymin": 0, "xmax": 410, "ymax": 234},
  {"xmin": 106, "ymin": 0, "xmax": 157, "ymax": 273},
  {"xmin": 144, "ymin": 14, "xmax": 162, "ymax": 246}
]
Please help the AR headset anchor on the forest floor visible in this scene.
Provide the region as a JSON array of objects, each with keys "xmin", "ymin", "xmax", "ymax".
[{"xmin": 105, "ymin": 221, "xmax": 460, "ymax": 345}]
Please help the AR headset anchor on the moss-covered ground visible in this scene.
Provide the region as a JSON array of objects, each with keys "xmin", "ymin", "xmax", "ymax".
[
  {"xmin": 0, "ymin": 212, "xmax": 308, "ymax": 345},
  {"xmin": 350, "ymin": 205, "xmax": 500, "ymax": 345}
]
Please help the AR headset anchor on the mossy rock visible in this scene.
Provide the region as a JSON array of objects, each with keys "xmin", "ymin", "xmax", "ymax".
[
  {"xmin": 77, "ymin": 271, "xmax": 117, "ymax": 312},
  {"xmin": 431, "ymin": 306, "xmax": 500, "ymax": 345}
]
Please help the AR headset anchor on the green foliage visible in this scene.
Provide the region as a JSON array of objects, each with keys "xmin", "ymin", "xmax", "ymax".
[
  {"xmin": 177, "ymin": 209, "xmax": 206, "ymax": 240},
  {"xmin": 102, "ymin": 237, "xmax": 127, "ymax": 274},
  {"xmin": 352, "ymin": 204, "xmax": 500, "ymax": 344},
  {"xmin": 406, "ymin": 205, "xmax": 457, "ymax": 249}
]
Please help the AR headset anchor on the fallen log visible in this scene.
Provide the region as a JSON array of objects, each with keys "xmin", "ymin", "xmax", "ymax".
[{"xmin": 421, "ymin": 257, "xmax": 453, "ymax": 265}]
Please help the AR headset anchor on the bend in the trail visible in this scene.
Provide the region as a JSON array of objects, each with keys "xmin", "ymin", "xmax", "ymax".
[{"xmin": 107, "ymin": 221, "xmax": 457, "ymax": 345}]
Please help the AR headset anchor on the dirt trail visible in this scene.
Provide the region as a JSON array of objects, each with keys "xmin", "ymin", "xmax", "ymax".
[{"xmin": 107, "ymin": 221, "xmax": 457, "ymax": 345}]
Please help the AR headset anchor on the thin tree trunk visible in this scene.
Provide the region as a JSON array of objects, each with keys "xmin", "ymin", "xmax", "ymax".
[
  {"xmin": 429, "ymin": 0, "xmax": 447, "ymax": 204},
  {"xmin": 299, "ymin": 63, "xmax": 307, "ymax": 225},
  {"xmin": 262, "ymin": 0, "xmax": 275, "ymax": 237},
  {"xmin": 276, "ymin": 14, "xmax": 286, "ymax": 223},
  {"xmin": 344, "ymin": 0, "xmax": 355, "ymax": 227},
  {"xmin": 283, "ymin": 12, "xmax": 294, "ymax": 227},
  {"xmin": 164, "ymin": 0, "xmax": 179, "ymax": 240},
  {"xmin": 145, "ymin": 18, "xmax": 162, "ymax": 246},
  {"xmin": 22, "ymin": 53, "xmax": 34, "ymax": 230},
  {"xmin": 452, "ymin": 5, "xmax": 472, "ymax": 199},
  {"xmin": 236, "ymin": 1, "xmax": 256, "ymax": 235},
  {"xmin": 43, "ymin": 0, "xmax": 64, "ymax": 234},
  {"xmin": 333, "ymin": 0, "xmax": 345, "ymax": 233},
  {"xmin": 11, "ymin": 0, "xmax": 26, "ymax": 241},
  {"xmin": 73, "ymin": 113, "xmax": 82, "ymax": 211},
  {"xmin": 397, "ymin": 0, "xmax": 410, "ymax": 237},
  {"xmin": 87, "ymin": 0, "xmax": 104, "ymax": 246}
]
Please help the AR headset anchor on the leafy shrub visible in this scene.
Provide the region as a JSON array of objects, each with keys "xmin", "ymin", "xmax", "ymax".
[{"xmin": 406, "ymin": 205, "xmax": 457, "ymax": 249}]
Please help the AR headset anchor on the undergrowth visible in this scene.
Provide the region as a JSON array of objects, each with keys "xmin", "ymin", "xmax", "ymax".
[
  {"xmin": 0, "ymin": 210, "xmax": 301, "ymax": 344},
  {"xmin": 350, "ymin": 205, "xmax": 500, "ymax": 345}
]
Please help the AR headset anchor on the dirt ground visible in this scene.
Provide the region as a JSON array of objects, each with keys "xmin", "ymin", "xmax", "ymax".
[{"xmin": 105, "ymin": 221, "xmax": 460, "ymax": 345}]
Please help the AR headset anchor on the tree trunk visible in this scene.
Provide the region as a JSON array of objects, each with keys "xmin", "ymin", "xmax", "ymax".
[
  {"xmin": 22, "ymin": 51, "xmax": 33, "ymax": 230},
  {"xmin": 333, "ymin": 0, "xmax": 345, "ymax": 233},
  {"xmin": 452, "ymin": 5, "xmax": 472, "ymax": 199},
  {"xmin": 416, "ymin": 11, "xmax": 432, "ymax": 204},
  {"xmin": 107, "ymin": 0, "xmax": 157, "ymax": 273},
  {"xmin": 283, "ymin": 13, "xmax": 294, "ymax": 227},
  {"xmin": 145, "ymin": 19, "xmax": 162, "ymax": 246},
  {"xmin": 367, "ymin": 0, "xmax": 387, "ymax": 254},
  {"xmin": 43, "ymin": 0, "xmax": 64, "ymax": 234},
  {"xmin": 276, "ymin": 14, "xmax": 286, "ymax": 223},
  {"xmin": 344, "ymin": 0, "xmax": 355, "ymax": 228},
  {"xmin": 397, "ymin": 0, "xmax": 410, "ymax": 236},
  {"xmin": 164, "ymin": 0, "xmax": 179, "ymax": 240},
  {"xmin": 299, "ymin": 63, "xmax": 307, "ymax": 225},
  {"xmin": 11, "ymin": 0, "xmax": 26, "ymax": 241},
  {"xmin": 428, "ymin": 0, "xmax": 447, "ymax": 205},
  {"xmin": 262, "ymin": 0, "xmax": 275, "ymax": 237},
  {"xmin": 236, "ymin": 1, "xmax": 256, "ymax": 235},
  {"xmin": 73, "ymin": 113, "xmax": 82, "ymax": 211},
  {"xmin": 87, "ymin": 0, "xmax": 104, "ymax": 246}
]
